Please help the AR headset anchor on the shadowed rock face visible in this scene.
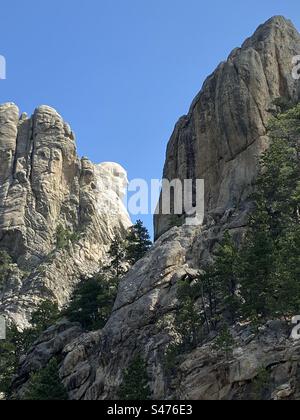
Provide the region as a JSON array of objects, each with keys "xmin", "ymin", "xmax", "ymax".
[
  {"xmin": 0, "ymin": 104, "xmax": 131, "ymax": 328},
  {"xmin": 155, "ymin": 16, "xmax": 300, "ymax": 239}
]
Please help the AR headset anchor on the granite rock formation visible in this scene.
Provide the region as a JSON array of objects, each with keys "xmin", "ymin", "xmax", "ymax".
[
  {"xmin": 13, "ymin": 314, "xmax": 300, "ymax": 400},
  {"xmin": 0, "ymin": 104, "xmax": 131, "ymax": 328},
  {"xmin": 155, "ymin": 15, "xmax": 300, "ymax": 239}
]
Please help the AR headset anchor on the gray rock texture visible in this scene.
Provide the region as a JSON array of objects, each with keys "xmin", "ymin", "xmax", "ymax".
[
  {"xmin": 13, "ymin": 315, "xmax": 300, "ymax": 400},
  {"xmin": 0, "ymin": 104, "xmax": 131, "ymax": 329},
  {"xmin": 155, "ymin": 16, "xmax": 300, "ymax": 239}
]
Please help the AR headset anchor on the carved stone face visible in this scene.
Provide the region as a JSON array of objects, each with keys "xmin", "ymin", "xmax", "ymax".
[
  {"xmin": 0, "ymin": 103, "xmax": 19, "ymax": 182},
  {"xmin": 31, "ymin": 145, "xmax": 65, "ymax": 218},
  {"xmin": 0, "ymin": 149, "xmax": 13, "ymax": 182},
  {"xmin": 33, "ymin": 146, "xmax": 63, "ymax": 185},
  {"xmin": 97, "ymin": 162, "xmax": 129, "ymax": 200}
]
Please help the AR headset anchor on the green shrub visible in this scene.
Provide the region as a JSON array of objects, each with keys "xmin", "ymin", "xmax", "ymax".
[
  {"xmin": 238, "ymin": 104, "xmax": 300, "ymax": 322},
  {"xmin": 175, "ymin": 279, "xmax": 203, "ymax": 350},
  {"xmin": 56, "ymin": 225, "xmax": 80, "ymax": 250},
  {"xmin": 118, "ymin": 356, "xmax": 151, "ymax": 401},
  {"xmin": 250, "ymin": 368, "xmax": 271, "ymax": 400},
  {"xmin": 0, "ymin": 250, "xmax": 12, "ymax": 290},
  {"xmin": 23, "ymin": 358, "xmax": 68, "ymax": 401},
  {"xmin": 0, "ymin": 301, "xmax": 60, "ymax": 398},
  {"xmin": 64, "ymin": 274, "xmax": 118, "ymax": 331},
  {"xmin": 214, "ymin": 325, "xmax": 234, "ymax": 360},
  {"xmin": 125, "ymin": 220, "xmax": 152, "ymax": 264}
]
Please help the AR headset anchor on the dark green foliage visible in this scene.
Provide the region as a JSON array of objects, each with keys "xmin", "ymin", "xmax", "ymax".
[
  {"xmin": 0, "ymin": 301, "xmax": 60, "ymax": 397},
  {"xmin": 199, "ymin": 232, "xmax": 240, "ymax": 328},
  {"xmin": 22, "ymin": 358, "xmax": 68, "ymax": 401},
  {"xmin": 214, "ymin": 325, "xmax": 234, "ymax": 360},
  {"xmin": 164, "ymin": 250, "xmax": 238, "ymax": 372},
  {"xmin": 209, "ymin": 232, "xmax": 240, "ymax": 321},
  {"xmin": 64, "ymin": 274, "xmax": 118, "ymax": 331},
  {"xmin": 56, "ymin": 224, "xmax": 80, "ymax": 250},
  {"xmin": 163, "ymin": 342, "xmax": 183, "ymax": 377},
  {"xmin": 271, "ymin": 97, "xmax": 296, "ymax": 114},
  {"xmin": 106, "ymin": 238, "xmax": 127, "ymax": 279},
  {"xmin": 64, "ymin": 222, "xmax": 152, "ymax": 331},
  {"xmin": 175, "ymin": 279, "xmax": 203, "ymax": 350},
  {"xmin": 169, "ymin": 214, "xmax": 184, "ymax": 228},
  {"xmin": 250, "ymin": 368, "xmax": 271, "ymax": 400},
  {"xmin": 30, "ymin": 301, "xmax": 60, "ymax": 334},
  {"xmin": 238, "ymin": 104, "xmax": 300, "ymax": 322},
  {"xmin": 126, "ymin": 220, "xmax": 152, "ymax": 264},
  {"xmin": 0, "ymin": 326, "xmax": 21, "ymax": 395},
  {"xmin": 162, "ymin": 279, "xmax": 204, "ymax": 376},
  {"xmin": 0, "ymin": 250, "xmax": 12, "ymax": 290},
  {"xmin": 0, "ymin": 221, "xmax": 151, "ymax": 398},
  {"xmin": 118, "ymin": 355, "xmax": 151, "ymax": 401},
  {"xmin": 18, "ymin": 301, "xmax": 61, "ymax": 352},
  {"xmin": 196, "ymin": 104, "xmax": 300, "ymax": 324}
]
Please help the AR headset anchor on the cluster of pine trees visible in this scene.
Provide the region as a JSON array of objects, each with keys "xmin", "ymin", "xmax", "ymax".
[
  {"xmin": 167, "ymin": 102, "xmax": 300, "ymax": 359},
  {"xmin": 0, "ymin": 220, "xmax": 152, "ymax": 400},
  {"xmin": 64, "ymin": 220, "xmax": 152, "ymax": 331},
  {"xmin": 0, "ymin": 301, "xmax": 60, "ymax": 398}
]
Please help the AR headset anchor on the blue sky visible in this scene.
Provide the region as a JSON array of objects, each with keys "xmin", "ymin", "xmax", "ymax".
[{"xmin": 0, "ymin": 0, "xmax": 300, "ymax": 237}]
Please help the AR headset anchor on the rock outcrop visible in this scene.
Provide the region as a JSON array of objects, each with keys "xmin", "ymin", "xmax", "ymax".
[
  {"xmin": 0, "ymin": 104, "xmax": 131, "ymax": 328},
  {"xmin": 13, "ymin": 314, "xmax": 300, "ymax": 400},
  {"xmin": 155, "ymin": 16, "xmax": 300, "ymax": 239},
  {"xmin": 9, "ymin": 16, "xmax": 300, "ymax": 400}
]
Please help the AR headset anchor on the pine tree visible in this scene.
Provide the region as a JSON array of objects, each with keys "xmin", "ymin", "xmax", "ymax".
[
  {"xmin": 30, "ymin": 301, "xmax": 60, "ymax": 333},
  {"xmin": 238, "ymin": 103, "xmax": 300, "ymax": 322},
  {"xmin": 250, "ymin": 368, "xmax": 271, "ymax": 400},
  {"xmin": 0, "ymin": 326, "xmax": 20, "ymax": 396},
  {"xmin": 214, "ymin": 325, "xmax": 234, "ymax": 360},
  {"xmin": 64, "ymin": 274, "xmax": 117, "ymax": 331},
  {"xmin": 238, "ymin": 225, "xmax": 277, "ymax": 322},
  {"xmin": 107, "ymin": 238, "xmax": 127, "ymax": 279},
  {"xmin": 126, "ymin": 220, "xmax": 152, "ymax": 265},
  {"xmin": 192, "ymin": 232, "xmax": 240, "ymax": 331},
  {"xmin": 0, "ymin": 301, "xmax": 60, "ymax": 398},
  {"xmin": 23, "ymin": 358, "xmax": 68, "ymax": 400},
  {"xmin": 0, "ymin": 250, "xmax": 12, "ymax": 290},
  {"xmin": 175, "ymin": 279, "xmax": 203, "ymax": 350},
  {"xmin": 176, "ymin": 103, "xmax": 300, "ymax": 329},
  {"xmin": 118, "ymin": 355, "xmax": 151, "ymax": 400},
  {"xmin": 64, "ymin": 224, "xmax": 152, "ymax": 332},
  {"xmin": 214, "ymin": 232, "xmax": 239, "ymax": 317},
  {"xmin": 200, "ymin": 232, "xmax": 240, "ymax": 324}
]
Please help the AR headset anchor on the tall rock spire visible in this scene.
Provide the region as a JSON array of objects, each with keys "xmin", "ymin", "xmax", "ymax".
[{"xmin": 154, "ymin": 16, "xmax": 300, "ymax": 239}]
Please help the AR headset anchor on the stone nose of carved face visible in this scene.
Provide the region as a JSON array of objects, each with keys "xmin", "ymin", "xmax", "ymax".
[
  {"xmin": 113, "ymin": 169, "xmax": 128, "ymax": 187},
  {"xmin": 48, "ymin": 149, "xmax": 63, "ymax": 175},
  {"xmin": 114, "ymin": 171, "xmax": 128, "ymax": 197}
]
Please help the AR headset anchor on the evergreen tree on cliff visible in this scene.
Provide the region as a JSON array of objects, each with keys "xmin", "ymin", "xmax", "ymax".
[{"xmin": 126, "ymin": 220, "xmax": 152, "ymax": 264}]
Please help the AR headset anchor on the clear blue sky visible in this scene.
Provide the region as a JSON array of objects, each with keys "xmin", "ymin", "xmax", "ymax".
[{"xmin": 0, "ymin": 1, "xmax": 300, "ymax": 237}]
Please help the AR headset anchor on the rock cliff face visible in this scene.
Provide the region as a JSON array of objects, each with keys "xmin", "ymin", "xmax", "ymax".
[
  {"xmin": 0, "ymin": 104, "xmax": 131, "ymax": 328},
  {"xmin": 155, "ymin": 16, "xmax": 300, "ymax": 239},
  {"xmin": 9, "ymin": 16, "xmax": 300, "ymax": 400},
  {"xmin": 14, "ymin": 315, "xmax": 300, "ymax": 400}
]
